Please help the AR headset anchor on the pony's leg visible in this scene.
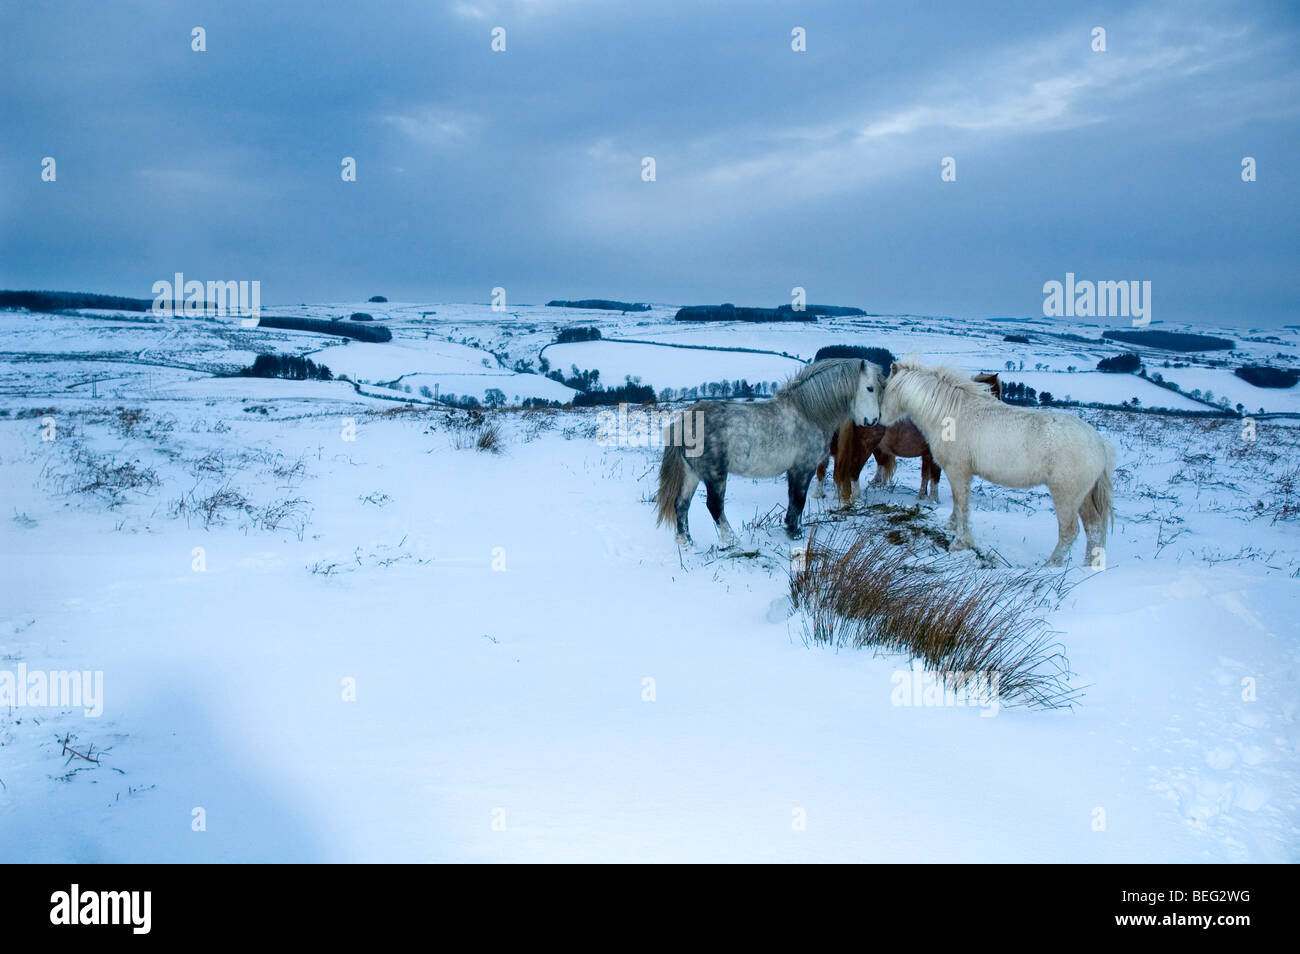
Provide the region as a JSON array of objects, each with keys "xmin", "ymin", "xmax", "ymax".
[
  {"xmin": 785, "ymin": 466, "xmax": 816, "ymax": 538},
  {"xmin": 812, "ymin": 455, "xmax": 829, "ymax": 499},
  {"xmin": 1079, "ymin": 490, "xmax": 1106, "ymax": 568},
  {"xmin": 946, "ymin": 470, "xmax": 975, "ymax": 551},
  {"xmin": 842, "ymin": 448, "xmax": 867, "ymax": 506},
  {"xmin": 674, "ymin": 470, "xmax": 701, "ymax": 546},
  {"xmin": 869, "ymin": 448, "xmax": 896, "ymax": 487},
  {"xmin": 923, "ymin": 453, "xmax": 941, "ymax": 502},
  {"xmin": 831, "ymin": 451, "xmax": 854, "ymax": 507},
  {"xmin": 704, "ymin": 476, "xmax": 735, "ymax": 547},
  {"xmin": 1045, "ymin": 485, "xmax": 1087, "ymax": 567}
]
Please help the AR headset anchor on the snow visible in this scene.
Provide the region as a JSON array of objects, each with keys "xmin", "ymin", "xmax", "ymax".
[
  {"xmin": 1155, "ymin": 366, "xmax": 1300, "ymax": 414},
  {"xmin": 544, "ymin": 340, "xmax": 803, "ymax": 391},
  {"xmin": 995, "ymin": 371, "xmax": 1207, "ymax": 410},
  {"xmin": 1, "ymin": 302, "xmax": 1298, "ymax": 862}
]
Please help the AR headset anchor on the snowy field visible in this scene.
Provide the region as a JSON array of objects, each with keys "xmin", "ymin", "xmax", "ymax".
[{"xmin": 2, "ymin": 301, "xmax": 1299, "ymax": 862}]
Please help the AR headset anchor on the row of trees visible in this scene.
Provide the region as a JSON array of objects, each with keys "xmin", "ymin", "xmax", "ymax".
[{"xmin": 238, "ymin": 353, "xmax": 333, "ymax": 381}]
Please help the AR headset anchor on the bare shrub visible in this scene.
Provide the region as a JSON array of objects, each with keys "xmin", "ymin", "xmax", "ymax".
[
  {"xmin": 111, "ymin": 407, "xmax": 148, "ymax": 438},
  {"xmin": 475, "ymin": 423, "xmax": 502, "ymax": 453},
  {"xmin": 1260, "ymin": 465, "xmax": 1300, "ymax": 522},
  {"xmin": 50, "ymin": 444, "xmax": 160, "ymax": 505},
  {"xmin": 790, "ymin": 527, "xmax": 1079, "ymax": 708},
  {"xmin": 253, "ymin": 498, "xmax": 311, "ymax": 539},
  {"xmin": 171, "ymin": 486, "xmax": 250, "ymax": 528},
  {"xmin": 190, "ymin": 451, "xmax": 226, "ymax": 478}
]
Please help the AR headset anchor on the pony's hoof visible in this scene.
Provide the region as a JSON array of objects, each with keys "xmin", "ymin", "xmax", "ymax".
[
  {"xmin": 948, "ymin": 537, "xmax": 974, "ymax": 553},
  {"xmin": 1044, "ymin": 555, "xmax": 1068, "ymax": 568},
  {"xmin": 785, "ymin": 528, "xmax": 805, "ymax": 541},
  {"xmin": 811, "ymin": 483, "xmax": 825, "ymax": 500},
  {"xmin": 675, "ymin": 534, "xmax": 693, "ymax": 547}
]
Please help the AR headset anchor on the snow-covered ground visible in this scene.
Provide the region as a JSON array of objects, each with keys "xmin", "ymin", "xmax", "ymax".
[{"xmin": 1, "ymin": 302, "xmax": 1298, "ymax": 862}]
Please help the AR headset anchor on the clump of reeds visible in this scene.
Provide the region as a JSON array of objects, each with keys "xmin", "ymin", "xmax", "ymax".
[
  {"xmin": 790, "ymin": 526, "xmax": 1080, "ymax": 708},
  {"xmin": 475, "ymin": 422, "xmax": 502, "ymax": 453}
]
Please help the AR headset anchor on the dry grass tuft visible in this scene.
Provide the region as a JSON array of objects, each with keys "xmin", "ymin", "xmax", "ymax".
[
  {"xmin": 790, "ymin": 526, "xmax": 1080, "ymax": 708},
  {"xmin": 1260, "ymin": 465, "xmax": 1300, "ymax": 522},
  {"xmin": 475, "ymin": 422, "xmax": 503, "ymax": 453}
]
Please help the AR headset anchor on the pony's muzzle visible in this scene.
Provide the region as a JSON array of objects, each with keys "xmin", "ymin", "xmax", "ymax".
[{"xmin": 861, "ymin": 415, "xmax": 878, "ymax": 426}]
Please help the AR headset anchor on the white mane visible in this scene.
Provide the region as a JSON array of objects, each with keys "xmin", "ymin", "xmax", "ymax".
[{"xmin": 886, "ymin": 359, "xmax": 996, "ymax": 428}]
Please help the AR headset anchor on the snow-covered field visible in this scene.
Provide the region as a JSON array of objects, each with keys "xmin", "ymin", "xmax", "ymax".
[{"xmin": 2, "ymin": 301, "xmax": 1298, "ymax": 862}]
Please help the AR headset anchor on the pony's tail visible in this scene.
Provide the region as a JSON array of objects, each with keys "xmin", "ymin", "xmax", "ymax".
[
  {"xmin": 1088, "ymin": 441, "xmax": 1117, "ymax": 538},
  {"xmin": 656, "ymin": 440, "xmax": 687, "ymax": 528}
]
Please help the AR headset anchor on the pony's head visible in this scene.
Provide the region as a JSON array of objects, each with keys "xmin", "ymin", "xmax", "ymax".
[
  {"xmin": 781, "ymin": 358, "xmax": 881, "ymax": 430},
  {"xmin": 880, "ymin": 359, "xmax": 995, "ymax": 427},
  {"xmin": 974, "ymin": 371, "xmax": 1002, "ymax": 400},
  {"xmin": 851, "ymin": 359, "xmax": 881, "ymax": 427}
]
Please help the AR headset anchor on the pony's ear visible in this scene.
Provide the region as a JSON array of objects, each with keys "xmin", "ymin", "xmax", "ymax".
[
  {"xmin": 890, "ymin": 361, "xmax": 900, "ymax": 376},
  {"xmin": 859, "ymin": 359, "xmax": 867, "ymax": 371}
]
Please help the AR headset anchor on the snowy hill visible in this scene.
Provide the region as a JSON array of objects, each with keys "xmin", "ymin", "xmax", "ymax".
[{"xmin": 1, "ymin": 301, "xmax": 1297, "ymax": 862}]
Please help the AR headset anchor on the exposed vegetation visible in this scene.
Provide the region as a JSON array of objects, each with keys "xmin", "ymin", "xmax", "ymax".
[
  {"xmin": 1235, "ymin": 365, "xmax": 1300, "ymax": 389},
  {"xmin": 790, "ymin": 527, "xmax": 1078, "ymax": 708},
  {"xmin": 813, "ymin": 344, "xmax": 896, "ymax": 371},
  {"xmin": 0, "ymin": 290, "xmax": 151, "ymax": 312},
  {"xmin": 1102, "ymin": 329, "xmax": 1234, "ymax": 352},
  {"xmin": 256, "ymin": 315, "xmax": 392, "ymax": 342},
  {"xmin": 237, "ymin": 353, "xmax": 334, "ymax": 381},
  {"xmin": 555, "ymin": 326, "xmax": 603, "ymax": 343},
  {"xmin": 676, "ymin": 303, "xmax": 816, "ymax": 322},
  {"xmin": 547, "ymin": 299, "xmax": 651, "ymax": 312},
  {"xmin": 1097, "ymin": 352, "xmax": 1142, "ymax": 373}
]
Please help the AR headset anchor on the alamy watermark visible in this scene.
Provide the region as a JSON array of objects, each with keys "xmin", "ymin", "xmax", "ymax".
[
  {"xmin": 1043, "ymin": 272, "xmax": 1150, "ymax": 326},
  {"xmin": 152, "ymin": 272, "xmax": 260, "ymax": 326},
  {"xmin": 890, "ymin": 659, "xmax": 1000, "ymax": 717},
  {"xmin": 0, "ymin": 664, "xmax": 103, "ymax": 717},
  {"xmin": 595, "ymin": 404, "xmax": 705, "ymax": 456}
]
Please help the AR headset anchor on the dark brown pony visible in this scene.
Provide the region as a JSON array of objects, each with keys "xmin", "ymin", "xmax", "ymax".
[{"xmin": 813, "ymin": 372, "xmax": 1001, "ymax": 506}]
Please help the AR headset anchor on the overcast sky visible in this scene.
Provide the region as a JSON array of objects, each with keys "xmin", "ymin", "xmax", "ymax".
[{"xmin": 3, "ymin": 0, "xmax": 1297, "ymax": 326}]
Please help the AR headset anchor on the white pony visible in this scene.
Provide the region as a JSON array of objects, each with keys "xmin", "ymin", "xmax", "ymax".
[{"xmin": 878, "ymin": 360, "xmax": 1116, "ymax": 566}]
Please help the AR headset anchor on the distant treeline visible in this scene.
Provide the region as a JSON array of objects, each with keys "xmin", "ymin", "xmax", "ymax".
[
  {"xmin": 547, "ymin": 299, "xmax": 651, "ymax": 312},
  {"xmin": 573, "ymin": 381, "xmax": 658, "ymax": 406},
  {"xmin": 238, "ymin": 353, "xmax": 334, "ymax": 381},
  {"xmin": 256, "ymin": 315, "xmax": 392, "ymax": 342},
  {"xmin": 542, "ymin": 363, "xmax": 658, "ymax": 406},
  {"xmin": 1235, "ymin": 365, "xmax": 1300, "ymax": 388},
  {"xmin": 1102, "ymin": 329, "xmax": 1235, "ymax": 352},
  {"xmin": 0, "ymin": 290, "xmax": 151, "ymax": 312},
  {"xmin": 555, "ymin": 326, "xmax": 603, "ymax": 343},
  {"xmin": 1097, "ymin": 352, "xmax": 1141, "ymax": 373},
  {"xmin": 813, "ymin": 345, "xmax": 896, "ymax": 372},
  {"xmin": 675, "ymin": 303, "xmax": 866, "ymax": 322},
  {"xmin": 1, "ymin": 289, "xmax": 392, "ymax": 341}
]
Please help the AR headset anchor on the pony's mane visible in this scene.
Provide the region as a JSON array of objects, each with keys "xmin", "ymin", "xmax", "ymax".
[
  {"xmin": 888, "ymin": 359, "xmax": 996, "ymax": 427},
  {"xmin": 778, "ymin": 358, "xmax": 872, "ymax": 430}
]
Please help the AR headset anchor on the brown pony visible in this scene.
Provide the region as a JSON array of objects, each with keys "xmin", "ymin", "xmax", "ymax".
[{"xmin": 813, "ymin": 372, "xmax": 1001, "ymax": 506}]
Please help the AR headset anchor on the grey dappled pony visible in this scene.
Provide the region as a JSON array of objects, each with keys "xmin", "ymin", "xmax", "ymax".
[{"xmin": 656, "ymin": 358, "xmax": 883, "ymax": 546}]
